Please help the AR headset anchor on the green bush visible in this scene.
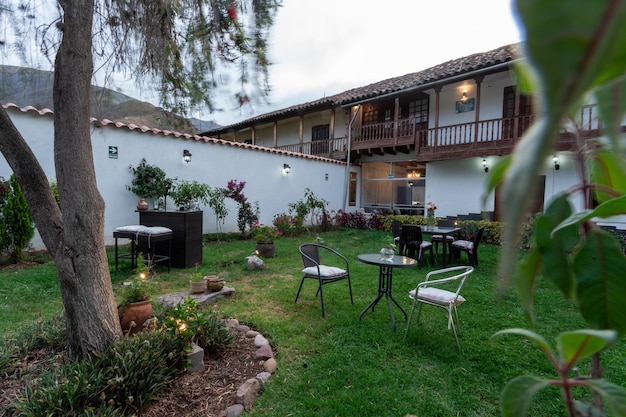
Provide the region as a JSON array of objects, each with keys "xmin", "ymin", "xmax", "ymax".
[
  {"xmin": 13, "ymin": 329, "xmax": 182, "ymax": 416},
  {"xmin": 160, "ymin": 297, "xmax": 234, "ymax": 357},
  {"xmin": 2, "ymin": 174, "xmax": 35, "ymax": 263}
]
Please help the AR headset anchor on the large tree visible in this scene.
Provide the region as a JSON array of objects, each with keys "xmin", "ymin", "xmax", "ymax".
[{"xmin": 0, "ymin": 0, "xmax": 280, "ymax": 359}]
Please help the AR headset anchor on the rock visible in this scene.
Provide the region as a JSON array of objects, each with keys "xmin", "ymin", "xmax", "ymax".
[
  {"xmin": 224, "ymin": 404, "xmax": 245, "ymax": 417},
  {"xmin": 254, "ymin": 334, "xmax": 268, "ymax": 347},
  {"xmin": 235, "ymin": 324, "xmax": 250, "ymax": 332},
  {"xmin": 225, "ymin": 318, "xmax": 239, "ymax": 329},
  {"xmin": 245, "ymin": 330, "xmax": 260, "ymax": 338},
  {"xmin": 186, "ymin": 342, "xmax": 204, "ymax": 373},
  {"xmin": 236, "ymin": 378, "xmax": 262, "ymax": 411},
  {"xmin": 255, "ymin": 344, "xmax": 273, "ymax": 360},
  {"xmin": 263, "ymin": 357, "xmax": 278, "ymax": 373},
  {"xmin": 256, "ymin": 371, "xmax": 272, "ymax": 385},
  {"xmin": 246, "ymin": 254, "xmax": 265, "ymax": 270}
]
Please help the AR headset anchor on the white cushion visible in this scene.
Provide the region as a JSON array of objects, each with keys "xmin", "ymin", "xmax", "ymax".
[
  {"xmin": 409, "ymin": 287, "xmax": 465, "ymax": 305},
  {"xmin": 453, "ymin": 240, "xmax": 473, "ymax": 250},
  {"xmin": 115, "ymin": 225, "xmax": 147, "ymax": 233},
  {"xmin": 431, "ymin": 234, "xmax": 454, "ymax": 240},
  {"xmin": 140, "ymin": 226, "xmax": 173, "ymax": 235},
  {"xmin": 302, "ymin": 265, "xmax": 346, "ymax": 277}
]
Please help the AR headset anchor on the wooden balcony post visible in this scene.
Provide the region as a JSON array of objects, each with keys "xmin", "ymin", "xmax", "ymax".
[
  {"xmin": 473, "ymin": 75, "xmax": 484, "ymax": 145},
  {"xmin": 434, "ymin": 85, "xmax": 442, "ymax": 149},
  {"xmin": 299, "ymin": 115, "xmax": 304, "ymax": 153},
  {"xmin": 393, "ymin": 98, "xmax": 400, "ymax": 144},
  {"xmin": 273, "ymin": 121, "xmax": 277, "ymax": 148},
  {"xmin": 251, "ymin": 126, "xmax": 256, "ymax": 146}
]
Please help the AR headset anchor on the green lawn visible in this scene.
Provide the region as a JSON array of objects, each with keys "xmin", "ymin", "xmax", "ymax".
[{"xmin": 1, "ymin": 228, "xmax": 624, "ymax": 416}]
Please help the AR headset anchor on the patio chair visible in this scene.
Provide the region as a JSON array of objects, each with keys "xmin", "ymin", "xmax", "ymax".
[
  {"xmin": 404, "ymin": 265, "xmax": 474, "ymax": 349},
  {"xmin": 450, "ymin": 227, "xmax": 485, "ymax": 267},
  {"xmin": 431, "ymin": 219, "xmax": 456, "ymax": 260},
  {"xmin": 400, "ymin": 225, "xmax": 433, "ymax": 267},
  {"xmin": 296, "ymin": 244, "xmax": 353, "ymax": 317},
  {"xmin": 391, "ymin": 220, "xmax": 403, "ymax": 254}
]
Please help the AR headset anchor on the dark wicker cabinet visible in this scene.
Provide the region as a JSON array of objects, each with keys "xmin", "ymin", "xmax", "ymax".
[{"xmin": 139, "ymin": 210, "xmax": 203, "ymax": 268}]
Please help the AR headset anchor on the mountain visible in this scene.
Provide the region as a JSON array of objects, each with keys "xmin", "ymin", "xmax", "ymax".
[{"xmin": 0, "ymin": 65, "xmax": 220, "ymax": 134}]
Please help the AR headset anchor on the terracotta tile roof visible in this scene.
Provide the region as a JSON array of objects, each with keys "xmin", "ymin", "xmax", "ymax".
[
  {"xmin": 1, "ymin": 103, "xmax": 344, "ymax": 165},
  {"xmin": 202, "ymin": 43, "xmax": 522, "ymax": 135}
]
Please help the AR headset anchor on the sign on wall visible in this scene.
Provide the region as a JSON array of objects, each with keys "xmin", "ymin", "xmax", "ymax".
[{"xmin": 108, "ymin": 146, "xmax": 118, "ymax": 159}]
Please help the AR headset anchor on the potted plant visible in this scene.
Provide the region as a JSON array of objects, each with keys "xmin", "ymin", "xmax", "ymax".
[
  {"xmin": 118, "ymin": 259, "xmax": 154, "ymax": 335},
  {"xmin": 251, "ymin": 222, "xmax": 282, "ymax": 258},
  {"xmin": 170, "ymin": 180, "xmax": 211, "ymax": 211},
  {"xmin": 127, "ymin": 158, "xmax": 174, "ymax": 210}
]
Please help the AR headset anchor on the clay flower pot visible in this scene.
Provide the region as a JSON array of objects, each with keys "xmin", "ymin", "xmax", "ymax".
[
  {"xmin": 120, "ymin": 299, "xmax": 153, "ymax": 335},
  {"xmin": 189, "ymin": 281, "xmax": 205, "ymax": 294},
  {"xmin": 204, "ymin": 275, "xmax": 224, "ymax": 292}
]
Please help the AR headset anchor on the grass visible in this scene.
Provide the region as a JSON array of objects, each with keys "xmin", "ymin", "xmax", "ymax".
[{"xmin": 1, "ymin": 228, "xmax": 625, "ymax": 416}]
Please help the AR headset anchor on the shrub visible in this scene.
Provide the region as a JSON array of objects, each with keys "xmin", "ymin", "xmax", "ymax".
[
  {"xmin": 160, "ymin": 297, "xmax": 234, "ymax": 356},
  {"xmin": 272, "ymin": 212, "xmax": 303, "ymax": 237},
  {"xmin": 12, "ymin": 329, "xmax": 182, "ymax": 416},
  {"xmin": 2, "ymin": 175, "xmax": 35, "ymax": 263}
]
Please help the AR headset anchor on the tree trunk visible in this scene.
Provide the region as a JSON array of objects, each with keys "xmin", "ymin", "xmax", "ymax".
[{"xmin": 0, "ymin": 0, "xmax": 122, "ymax": 360}]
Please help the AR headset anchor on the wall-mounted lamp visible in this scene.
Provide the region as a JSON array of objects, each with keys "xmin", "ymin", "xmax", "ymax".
[
  {"xmin": 553, "ymin": 155, "xmax": 560, "ymax": 171},
  {"xmin": 283, "ymin": 164, "xmax": 291, "ymax": 174},
  {"xmin": 325, "ymin": 173, "xmax": 329, "ymax": 181},
  {"xmin": 482, "ymin": 158, "xmax": 489, "ymax": 173},
  {"xmin": 183, "ymin": 149, "xmax": 192, "ymax": 163},
  {"xmin": 461, "ymin": 92, "xmax": 468, "ymax": 102},
  {"xmin": 408, "ymin": 181, "xmax": 414, "ymax": 187}
]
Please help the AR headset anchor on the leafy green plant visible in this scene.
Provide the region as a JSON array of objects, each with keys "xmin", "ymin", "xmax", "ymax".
[
  {"xmin": 2, "ymin": 174, "xmax": 34, "ymax": 263},
  {"xmin": 288, "ymin": 188, "xmax": 328, "ymax": 226},
  {"xmin": 250, "ymin": 222, "xmax": 282, "ymax": 243},
  {"xmin": 485, "ymin": 1, "xmax": 626, "ymax": 415},
  {"xmin": 170, "ymin": 179, "xmax": 211, "ymax": 210},
  {"xmin": 127, "ymin": 158, "xmax": 173, "ymax": 200}
]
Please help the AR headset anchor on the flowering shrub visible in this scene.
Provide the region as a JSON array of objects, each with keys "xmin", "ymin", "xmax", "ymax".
[
  {"xmin": 426, "ymin": 201, "xmax": 437, "ymax": 214},
  {"xmin": 272, "ymin": 213, "xmax": 303, "ymax": 237},
  {"xmin": 333, "ymin": 210, "xmax": 382, "ymax": 230},
  {"xmin": 221, "ymin": 180, "xmax": 259, "ymax": 235},
  {"xmin": 251, "ymin": 222, "xmax": 282, "ymax": 243}
]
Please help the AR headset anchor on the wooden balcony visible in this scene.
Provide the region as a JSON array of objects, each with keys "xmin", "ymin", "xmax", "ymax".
[{"xmin": 275, "ymin": 105, "xmax": 602, "ymax": 162}]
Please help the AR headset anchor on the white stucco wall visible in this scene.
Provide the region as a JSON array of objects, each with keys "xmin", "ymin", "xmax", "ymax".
[{"xmin": 0, "ymin": 107, "xmax": 349, "ymax": 250}]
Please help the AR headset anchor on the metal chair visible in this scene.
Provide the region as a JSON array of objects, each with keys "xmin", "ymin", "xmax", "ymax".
[
  {"xmin": 431, "ymin": 219, "xmax": 456, "ymax": 260},
  {"xmin": 400, "ymin": 225, "xmax": 433, "ymax": 267},
  {"xmin": 404, "ymin": 265, "xmax": 474, "ymax": 349},
  {"xmin": 450, "ymin": 227, "xmax": 485, "ymax": 266},
  {"xmin": 296, "ymin": 244, "xmax": 353, "ymax": 317}
]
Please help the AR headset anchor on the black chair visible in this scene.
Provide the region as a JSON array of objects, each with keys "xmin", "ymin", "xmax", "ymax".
[
  {"xmin": 431, "ymin": 219, "xmax": 457, "ymax": 259},
  {"xmin": 400, "ymin": 225, "xmax": 433, "ymax": 267},
  {"xmin": 450, "ymin": 227, "xmax": 485, "ymax": 266},
  {"xmin": 296, "ymin": 244, "xmax": 353, "ymax": 317},
  {"xmin": 391, "ymin": 220, "xmax": 403, "ymax": 254}
]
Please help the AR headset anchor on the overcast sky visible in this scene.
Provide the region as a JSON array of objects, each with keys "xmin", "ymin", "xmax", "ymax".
[{"xmin": 203, "ymin": 0, "xmax": 524, "ymax": 126}]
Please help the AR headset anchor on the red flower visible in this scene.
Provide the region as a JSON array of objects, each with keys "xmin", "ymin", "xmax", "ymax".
[{"xmin": 227, "ymin": 2, "xmax": 237, "ymax": 20}]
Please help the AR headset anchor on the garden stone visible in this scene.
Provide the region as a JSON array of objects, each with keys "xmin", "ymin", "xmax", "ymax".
[
  {"xmin": 263, "ymin": 358, "xmax": 278, "ymax": 373},
  {"xmin": 186, "ymin": 342, "xmax": 204, "ymax": 373},
  {"xmin": 255, "ymin": 344, "xmax": 273, "ymax": 360},
  {"xmin": 245, "ymin": 330, "xmax": 260, "ymax": 338},
  {"xmin": 236, "ymin": 378, "xmax": 262, "ymax": 411},
  {"xmin": 246, "ymin": 254, "xmax": 265, "ymax": 270},
  {"xmin": 235, "ymin": 324, "xmax": 250, "ymax": 332},
  {"xmin": 222, "ymin": 404, "xmax": 244, "ymax": 417},
  {"xmin": 256, "ymin": 371, "xmax": 272, "ymax": 385},
  {"xmin": 254, "ymin": 334, "xmax": 268, "ymax": 347}
]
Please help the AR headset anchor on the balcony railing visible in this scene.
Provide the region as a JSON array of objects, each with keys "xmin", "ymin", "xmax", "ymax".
[{"xmin": 274, "ymin": 105, "xmax": 602, "ymax": 161}]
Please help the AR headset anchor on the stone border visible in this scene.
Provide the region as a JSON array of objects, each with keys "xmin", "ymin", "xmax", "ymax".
[{"xmin": 156, "ymin": 287, "xmax": 275, "ymax": 416}]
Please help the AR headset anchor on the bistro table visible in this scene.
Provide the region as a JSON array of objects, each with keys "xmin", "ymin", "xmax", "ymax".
[
  {"xmin": 357, "ymin": 253, "xmax": 418, "ymax": 331},
  {"xmin": 420, "ymin": 226, "xmax": 461, "ymax": 267}
]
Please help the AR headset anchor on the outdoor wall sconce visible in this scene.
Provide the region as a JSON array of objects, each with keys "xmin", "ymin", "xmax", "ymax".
[
  {"xmin": 553, "ymin": 155, "xmax": 560, "ymax": 170},
  {"xmin": 461, "ymin": 92, "xmax": 468, "ymax": 102},
  {"xmin": 183, "ymin": 149, "xmax": 192, "ymax": 163},
  {"xmin": 283, "ymin": 164, "xmax": 291, "ymax": 174},
  {"xmin": 482, "ymin": 158, "xmax": 489, "ymax": 173},
  {"xmin": 408, "ymin": 181, "xmax": 414, "ymax": 187},
  {"xmin": 325, "ymin": 173, "xmax": 329, "ymax": 181}
]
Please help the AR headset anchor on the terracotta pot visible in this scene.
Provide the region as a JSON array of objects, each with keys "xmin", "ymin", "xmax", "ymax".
[
  {"xmin": 137, "ymin": 198, "xmax": 149, "ymax": 210},
  {"xmin": 120, "ymin": 299, "xmax": 153, "ymax": 335},
  {"xmin": 255, "ymin": 242, "xmax": 276, "ymax": 258},
  {"xmin": 204, "ymin": 275, "xmax": 224, "ymax": 292}
]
